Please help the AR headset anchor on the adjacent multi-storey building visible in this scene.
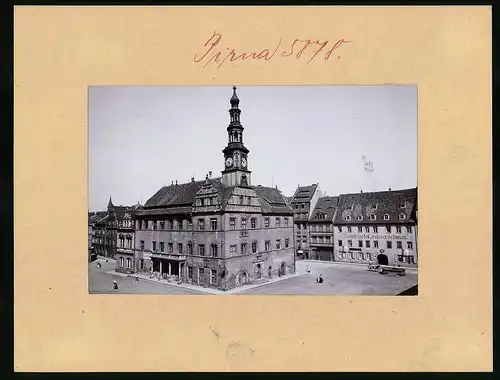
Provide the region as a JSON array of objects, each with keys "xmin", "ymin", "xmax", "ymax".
[
  {"xmin": 132, "ymin": 86, "xmax": 295, "ymax": 290},
  {"xmin": 289, "ymin": 184, "xmax": 324, "ymax": 260},
  {"xmin": 89, "ymin": 199, "xmax": 140, "ymax": 260},
  {"xmin": 332, "ymin": 187, "xmax": 418, "ymax": 268},
  {"xmin": 115, "ymin": 203, "xmax": 142, "ymax": 273},
  {"xmin": 308, "ymin": 196, "xmax": 339, "ymax": 261}
]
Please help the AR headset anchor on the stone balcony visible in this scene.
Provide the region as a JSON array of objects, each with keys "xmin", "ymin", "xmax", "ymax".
[{"xmin": 150, "ymin": 252, "xmax": 187, "ymax": 261}]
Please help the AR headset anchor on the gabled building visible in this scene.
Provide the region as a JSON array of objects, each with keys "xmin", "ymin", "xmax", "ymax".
[
  {"xmin": 308, "ymin": 196, "xmax": 340, "ymax": 261},
  {"xmin": 289, "ymin": 184, "xmax": 324, "ymax": 259},
  {"xmin": 332, "ymin": 187, "xmax": 418, "ymax": 267},
  {"xmin": 133, "ymin": 87, "xmax": 295, "ymax": 290}
]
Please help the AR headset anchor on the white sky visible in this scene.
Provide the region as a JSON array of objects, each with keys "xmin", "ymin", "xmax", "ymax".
[{"xmin": 88, "ymin": 86, "xmax": 417, "ymax": 212}]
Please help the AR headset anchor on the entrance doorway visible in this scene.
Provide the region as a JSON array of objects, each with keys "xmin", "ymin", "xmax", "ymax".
[
  {"xmin": 255, "ymin": 263, "xmax": 262, "ymax": 279},
  {"xmin": 280, "ymin": 262, "xmax": 286, "ymax": 276},
  {"xmin": 198, "ymin": 268, "xmax": 205, "ymax": 286},
  {"xmin": 377, "ymin": 254, "xmax": 389, "ymax": 266}
]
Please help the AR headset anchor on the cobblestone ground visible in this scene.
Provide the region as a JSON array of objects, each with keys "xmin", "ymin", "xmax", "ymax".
[
  {"xmin": 88, "ymin": 258, "xmax": 203, "ymax": 295},
  {"xmin": 89, "ymin": 258, "xmax": 417, "ymax": 295},
  {"xmin": 238, "ymin": 260, "xmax": 418, "ymax": 295}
]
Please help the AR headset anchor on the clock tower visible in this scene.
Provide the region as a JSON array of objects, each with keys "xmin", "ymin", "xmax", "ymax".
[{"xmin": 221, "ymin": 86, "xmax": 252, "ymax": 187}]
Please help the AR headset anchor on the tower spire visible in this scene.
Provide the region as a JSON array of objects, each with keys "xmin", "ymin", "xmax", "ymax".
[{"xmin": 230, "ymin": 86, "xmax": 240, "ymax": 108}]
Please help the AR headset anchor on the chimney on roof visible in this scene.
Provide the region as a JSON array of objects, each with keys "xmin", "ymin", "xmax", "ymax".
[
  {"xmin": 191, "ymin": 177, "xmax": 195, "ymax": 182},
  {"xmin": 175, "ymin": 180, "xmax": 178, "ymax": 186},
  {"xmin": 360, "ymin": 189, "xmax": 363, "ymax": 193},
  {"xmin": 209, "ymin": 171, "xmax": 212, "ymax": 179},
  {"xmin": 171, "ymin": 181, "xmax": 174, "ymax": 186},
  {"xmin": 389, "ymin": 187, "xmax": 392, "ymax": 191}
]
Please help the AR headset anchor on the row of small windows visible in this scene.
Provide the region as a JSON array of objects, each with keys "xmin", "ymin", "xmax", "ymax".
[
  {"xmin": 311, "ymin": 236, "xmax": 332, "ymax": 244},
  {"xmin": 229, "ymin": 238, "xmax": 290, "ymax": 256},
  {"xmin": 338, "ymin": 239, "xmax": 414, "ymax": 250},
  {"xmin": 344, "ymin": 213, "xmax": 407, "ymax": 221},
  {"xmin": 137, "ymin": 217, "xmax": 290, "ymax": 231},
  {"xmin": 339, "ymin": 225, "xmax": 413, "ymax": 234},
  {"xmin": 346, "ymin": 202, "xmax": 407, "ymax": 211},
  {"xmin": 140, "ymin": 238, "xmax": 291, "ymax": 256}
]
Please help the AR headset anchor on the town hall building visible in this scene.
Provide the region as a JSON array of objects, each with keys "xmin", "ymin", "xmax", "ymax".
[{"xmin": 132, "ymin": 87, "xmax": 295, "ymax": 290}]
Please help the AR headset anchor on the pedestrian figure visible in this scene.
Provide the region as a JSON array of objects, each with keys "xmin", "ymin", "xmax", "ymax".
[
  {"xmin": 316, "ymin": 274, "xmax": 324, "ymax": 283},
  {"xmin": 96, "ymin": 262, "xmax": 101, "ymax": 270},
  {"xmin": 113, "ymin": 280, "xmax": 118, "ymax": 290},
  {"xmin": 305, "ymin": 266, "xmax": 311, "ymax": 274},
  {"xmin": 135, "ymin": 277, "xmax": 139, "ymax": 282}
]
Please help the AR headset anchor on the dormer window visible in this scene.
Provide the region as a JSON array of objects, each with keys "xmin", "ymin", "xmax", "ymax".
[
  {"xmin": 356, "ymin": 215, "xmax": 363, "ymax": 221},
  {"xmin": 371, "ymin": 203, "xmax": 378, "ymax": 210},
  {"xmin": 369, "ymin": 214, "xmax": 376, "ymax": 221},
  {"xmin": 399, "ymin": 213, "xmax": 406, "ymax": 220},
  {"xmin": 400, "ymin": 202, "xmax": 406, "ymax": 208},
  {"xmin": 344, "ymin": 215, "xmax": 351, "ymax": 221},
  {"xmin": 383, "ymin": 214, "xmax": 390, "ymax": 220}
]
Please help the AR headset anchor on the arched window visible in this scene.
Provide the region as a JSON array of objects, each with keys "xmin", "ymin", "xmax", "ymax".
[
  {"xmin": 126, "ymin": 258, "xmax": 132, "ymax": 269},
  {"xmin": 119, "ymin": 257, "xmax": 124, "ymax": 267}
]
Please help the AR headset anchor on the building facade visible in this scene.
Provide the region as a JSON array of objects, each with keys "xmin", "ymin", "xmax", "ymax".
[
  {"xmin": 132, "ymin": 86, "xmax": 295, "ymax": 290},
  {"xmin": 115, "ymin": 204, "xmax": 141, "ymax": 273},
  {"xmin": 289, "ymin": 184, "xmax": 323, "ymax": 260},
  {"xmin": 308, "ymin": 196, "xmax": 339, "ymax": 261},
  {"xmin": 332, "ymin": 188, "xmax": 418, "ymax": 268}
]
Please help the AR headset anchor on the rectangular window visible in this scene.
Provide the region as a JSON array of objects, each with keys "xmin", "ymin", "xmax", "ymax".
[
  {"xmin": 251, "ymin": 217, "xmax": 257, "ymax": 229},
  {"xmin": 374, "ymin": 241, "xmax": 379, "ymax": 248},
  {"xmin": 241, "ymin": 243, "xmax": 247, "ymax": 255},
  {"xmin": 198, "ymin": 268, "xmax": 204, "ymax": 281},
  {"xmin": 408, "ymin": 256, "xmax": 416, "ymax": 264},
  {"xmin": 210, "ymin": 269, "xmax": 217, "ymax": 284},
  {"xmin": 229, "ymin": 218, "xmax": 236, "ymax": 229},
  {"xmin": 347, "ymin": 226, "xmax": 352, "ymax": 233},
  {"xmin": 396, "ymin": 226, "xmax": 402, "ymax": 233},
  {"xmin": 373, "ymin": 226, "xmax": 378, "ymax": 233},
  {"xmin": 407, "ymin": 241, "xmax": 413, "ymax": 249},
  {"xmin": 358, "ymin": 240, "xmax": 363, "ymax": 248},
  {"xmin": 188, "ymin": 266, "xmax": 193, "ymax": 279},
  {"xmin": 276, "ymin": 239, "xmax": 281, "ymax": 249},
  {"xmin": 284, "ymin": 218, "xmax": 289, "ymax": 227},
  {"xmin": 198, "ymin": 244, "xmax": 205, "ymax": 256},
  {"xmin": 140, "ymin": 259, "xmax": 144, "ymax": 270},
  {"xmin": 285, "ymin": 238, "xmax": 290, "ymax": 248},
  {"xmin": 276, "ymin": 217, "xmax": 281, "ymax": 227},
  {"xmin": 178, "ymin": 243, "xmax": 183, "ymax": 253},
  {"xmin": 230, "ymin": 245, "xmax": 236, "ymax": 256},
  {"xmin": 338, "ymin": 240, "xmax": 343, "ymax": 247},
  {"xmin": 347, "ymin": 240, "xmax": 352, "ymax": 247},
  {"xmin": 153, "ymin": 221, "xmax": 157, "ymax": 230},
  {"xmin": 265, "ymin": 240, "xmax": 270, "ymax": 251},
  {"xmin": 337, "ymin": 226, "xmax": 342, "ymax": 232},
  {"xmin": 364, "ymin": 226, "xmax": 369, "ymax": 233},
  {"xmin": 387, "ymin": 241, "xmax": 392, "ymax": 249},
  {"xmin": 140, "ymin": 240, "xmax": 145, "ymax": 250},
  {"xmin": 188, "ymin": 242, "xmax": 193, "ymax": 255},
  {"xmin": 210, "ymin": 218, "xmax": 218, "ymax": 231},
  {"xmin": 396, "ymin": 241, "xmax": 402, "ymax": 249},
  {"xmin": 252, "ymin": 241, "xmax": 257, "ymax": 253},
  {"xmin": 386, "ymin": 225, "xmax": 391, "ymax": 233},
  {"xmin": 152, "ymin": 241, "xmax": 157, "ymax": 251},
  {"xmin": 241, "ymin": 218, "xmax": 247, "ymax": 229},
  {"xmin": 366, "ymin": 240, "xmax": 370, "ymax": 248},
  {"xmin": 264, "ymin": 218, "xmax": 270, "ymax": 228},
  {"xmin": 187, "ymin": 220, "xmax": 192, "ymax": 230},
  {"xmin": 168, "ymin": 243, "xmax": 173, "ymax": 253},
  {"xmin": 160, "ymin": 242, "xmax": 164, "ymax": 252},
  {"xmin": 211, "ymin": 244, "xmax": 218, "ymax": 257},
  {"xmin": 198, "ymin": 219, "xmax": 205, "ymax": 230},
  {"xmin": 160, "ymin": 221, "xmax": 165, "ymax": 229},
  {"xmin": 312, "ymin": 236, "xmax": 317, "ymax": 243},
  {"xmin": 407, "ymin": 226, "xmax": 413, "ymax": 234}
]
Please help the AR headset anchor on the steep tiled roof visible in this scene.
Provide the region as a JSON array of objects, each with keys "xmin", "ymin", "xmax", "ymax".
[
  {"xmin": 334, "ymin": 188, "xmax": 417, "ymax": 225},
  {"xmin": 309, "ymin": 196, "xmax": 339, "ymax": 223},
  {"xmin": 144, "ymin": 178, "xmax": 223, "ymax": 208},
  {"xmin": 135, "ymin": 206, "xmax": 193, "ymax": 217},
  {"xmin": 253, "ymin": 186, "xmax": 293, "ymax": 215},
  {"xmin": 291, "ymin": 184, "xmax": 318, "ymax": 203}
]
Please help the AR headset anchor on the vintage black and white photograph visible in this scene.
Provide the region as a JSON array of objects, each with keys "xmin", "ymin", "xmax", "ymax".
[{"xmin": 88, "ymin": 85, "xmax": 418, "ymax": 295}]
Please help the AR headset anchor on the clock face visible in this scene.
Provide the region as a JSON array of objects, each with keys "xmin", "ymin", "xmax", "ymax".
[
  {"xmin": 225, "ymin": 157, "xmax": 233, "ymax": 167},
  {"xmin": 241, "ymin": 157, "xmax": 247, "ymax": 167}
]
